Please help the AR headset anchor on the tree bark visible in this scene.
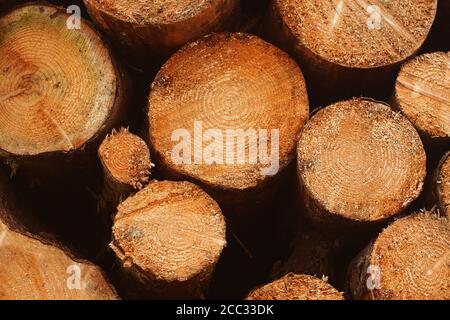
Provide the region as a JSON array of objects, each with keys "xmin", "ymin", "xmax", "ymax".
[
  {"xmin": 272, "ymin": 225, "xmax": 339, "ymax": 284},
  {"xmin": 84, "ymin": 0, "xmax": 240, "ymax": 67},
  {"xmin": 435, "ymin": 152, "xmax": 450, "ymax": 217}
]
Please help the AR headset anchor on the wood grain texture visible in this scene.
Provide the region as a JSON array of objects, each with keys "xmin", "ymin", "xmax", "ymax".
[
  {"xmin": 0, "ymin": 3, "xmax": 127, "ymax": 176},
  {"xmin": 148, "ymin": 32, "xmax": 309, "ymax": 208},
  {"xmin": 84, "ymin": 0, "xmax": 240, "ymax": 65},
  {"xmin": 110, "ymin": 180, "xmax": 226, "ymax": 298},
  {"xmin": 268, "ymin": 0, "xmax": 437, "ymax": 102},
  {"xmin": 348, "ymin": 212, "xmax": 450, "ymax": 300},
  {"xmin": 297, "ymin": 98, "xmax": 426, "ymax": 234},
  {"xmin": 394, "ymin": 51, "xmax": 450, "ymax": 143},
  {"xmin": 247, "ymin": 274, "xmax": 344, "ymax": 300},
  {"xmin": 0, "ymin": 170, "xmax": 118, "ymax": 300},
  {"xmin": 98, "ymin": 128, "xmax": 152, "ymax": 217}
]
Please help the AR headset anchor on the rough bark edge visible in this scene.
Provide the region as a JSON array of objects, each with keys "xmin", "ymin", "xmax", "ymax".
[
  {"xmin": 435, "ymin": 151, "xmax": 450, "ymax": 217},
  {"xmin": 84, "ymin": 0, "xmax": 241, "ymax": 64}
]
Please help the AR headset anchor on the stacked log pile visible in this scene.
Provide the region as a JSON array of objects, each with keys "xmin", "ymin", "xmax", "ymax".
[{"xmin": 0, "ymin": 0, "xmax": 448, "ymax": 300}]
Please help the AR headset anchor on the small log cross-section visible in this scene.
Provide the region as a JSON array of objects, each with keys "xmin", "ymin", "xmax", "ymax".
[
  {"xmin": 436, "ymin": 152, "xmax": 450, "ymax": 217},
  {"xmin": 148, "ymin": 32, "xmax": 309, "ymax": 208},
  {"xmin": 246, "ymin": 274, "xmax": 344, "ymax": 300},
  {"xmin": 0, "ymin": 171, "xmax": 118, "ymax": 300},
  {"xmin": 297, "ymin": 98, "xmax": 426, "ymax": 234},
  {"xmin": 394, "ymin": 51, "xmax": 450, "ymax": 143},
  {"xmin": 0, "ymin": 4, "xmax": 126, "ymax": 175},
  {"xmin": 269, "ymin": 0, "xmax": 438, "ymax": 100},
  {"xmin": 98, "ymin": 128, "xmax": 152, "ymax": 214},
  {"xmin": 110, "ymin": 180, "xmax": 226, "ymax": 299},
  {"xmin": 84, "ymin": 0, "xmax": 240, "ymax": 63},
  {"xmin": 348, "ymin": 212, "xmax": 450, "ymax": 300}
]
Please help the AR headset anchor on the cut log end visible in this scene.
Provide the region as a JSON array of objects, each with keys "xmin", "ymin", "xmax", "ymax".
[
  {"xmin": 348, "ymin": 212, "xmax": 450, "ymax": 300},
  {"xmin": 0, "ymin": 4, "xmax": 119, "ymax": 157},
  {"xmin": 297, "ymin": 98, "xmax": 426, "ymax": 230},
  {"xmin": 148, "ymin": 32, "xmax": 309, "ymax": 198},
  {"xmin": 111, "ymin": 180, "xmax": 226, "ymax": 298},
  {"xmin": 86, "ymin": 0, "xmax": 228, "ymax": 24},
  {"xmin": 0, "ymin": 224, "xmax": 118, "ymax": 300},
  {"xmin": 394, "ymin": 51, "xmax": 450, "ymax": 140},
  {"xmin": 437, "ymin": 152, "xmax": 450, "ymax": 217},
  {"xmin": 84, "ymin": 0, "xmax": 239, "ymax": 60},
  {"xmin": 0, "ymin": 171, "xmax": 117, "ymax": 300},
  {"xmin": 247, "ymin": 274, "xmax": 344, "ymax": 300},
  {"xmin": 273, "ymin": 0, "xmax": 437, "ymax": 68},
  {"xmin": 99, "ymin": 128, "xmax": 151, "ymax": 190}
]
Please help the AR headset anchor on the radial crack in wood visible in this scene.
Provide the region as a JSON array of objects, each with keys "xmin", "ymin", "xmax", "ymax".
[
  {"xmin": 0, "ymin": 3, "xmax": 127, "ymax": 176},
  {"xmin": 110, "ymin": 180, "xmax": 226, "ymax": 299}
]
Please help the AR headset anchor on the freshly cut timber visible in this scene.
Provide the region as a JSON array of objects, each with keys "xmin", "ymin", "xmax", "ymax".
[
  {"xmin": 84, "ymin": 0, "xmax": 240, "ymax": 63},
  {"xmin": 148, "ymin": 33, "xmax": 309, "ymax": 208},
  {"xmin": 0, "ymin": 4, "xmax": 126, "ymax": 175},
  {"xmin": 269, "ymin": 0, "xmax": 438, "ymax": 101},
  {"xmin": 394, "ymin": 52, "xmax": 450, "ymax": 143},
  {"xmin": 110, "ymin": 180, "xmax": 226, "ymax": 298},
  {"xmin": 247, "ymin": 274, "xmax": 344, "ymax": 300},
  {"xmin": 0, "ymin": 225, "xmax": 119, "ymax": 300},
  {"xmin": 0, "ymin": 170, "xmax": 118, "ymax": 300},
  {"xmin": 98, "ymin": 128, "xmax": 152, "ymax": 216},
  {"xmin": 297, "ymin": 98, "xmax": 426, "ymax": 234},
  {"xmin": 348, "ymin": 212, "xmax": 450, "ymax": 300},
  {"xmin": 436, "ymin": 152, "xmax": 450, "ymax": 217}
]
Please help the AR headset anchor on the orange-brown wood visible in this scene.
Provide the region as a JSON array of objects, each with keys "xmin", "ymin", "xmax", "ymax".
[
  {"xmin": 247, "ymin": 274, "xmax": 344, "ymax": 300},
  {"xmin": 297, "ymin": 98, "xmax": 426, "ymax": 234},
  {"xmin": 148, "ymin": 32, "xmax": 309, "ymax": 209},
  {"xmin": 98, "ymin": 128, "xmax": 152, "ymax": 216},
  {"xmin": 110, "ymin": 180, "xmax": 226, "ymax": 298},
  {"xmin": 348, "ymin": 212, "xmax": 450, "ymax": 300},
  {"xmin": 0, "ymin": 170, "xmax": 118, "ymax": 300},
  {"xmin": 0, "ymin": 4, "xmax": 127, "ymax": 176},
  {"xmin": 268, "ymin": 0, "xmax": 437, "ymax": 103},
  {"xmin": 84, "ymin": 0, "xmax": 240, "ymax": 66},
  {"xmin": 394, "ymin": 51, "xmax": 449, "ymax": 144}
]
